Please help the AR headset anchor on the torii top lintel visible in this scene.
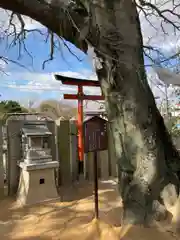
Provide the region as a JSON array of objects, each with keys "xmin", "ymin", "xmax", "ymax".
[{"xmin": 54, "ymin": 74, "xmax": 101, "ymax": 87}]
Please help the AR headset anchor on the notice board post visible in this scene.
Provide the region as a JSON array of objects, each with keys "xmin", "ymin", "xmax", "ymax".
[{"xmin": 84, "ymin": 116, "xmax": 108, "ymax": 219}]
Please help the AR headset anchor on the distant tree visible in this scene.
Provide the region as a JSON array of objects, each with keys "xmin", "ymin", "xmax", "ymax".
[
  {"xmin": 0, "ymin": 100, "xmax": 28, "ymax": 122},
  {"xmin": 38, "ymin": 99, "xmax": 76, "ymax": 120},
  {"xmin": 0, "ymin": 100, "xmax": 28, "ymax": 113}
]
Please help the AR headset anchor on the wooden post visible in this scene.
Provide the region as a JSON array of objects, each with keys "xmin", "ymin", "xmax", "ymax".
[
  {"xmin": 93, "ymin": 151, "xmax": 99, "ymax": 219},
  {"xmin": 77, "ymin": 85, "xmax": 84, "ymax": 161}
]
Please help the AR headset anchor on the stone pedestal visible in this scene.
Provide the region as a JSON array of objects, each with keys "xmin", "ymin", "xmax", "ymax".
[{"xmin": 16, "ymin": 161, "xmax": 59, "ymax": 206}]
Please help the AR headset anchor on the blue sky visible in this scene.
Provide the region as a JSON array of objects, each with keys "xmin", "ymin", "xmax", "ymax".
[
  {"xmin": 3, "ymin": 31, "xmax": 92, "ymax": 72},
  {"xmin": 0, "ymin": 29, "xmax": 98, "ymax": 106},
  {"xmin": 0, "ymin": 24, "xmax": 176, "ymax": 108}
]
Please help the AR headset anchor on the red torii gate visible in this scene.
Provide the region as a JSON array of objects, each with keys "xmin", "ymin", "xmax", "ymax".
[{"xmin": 54, "ymin": 74, "xmax": 104, "ymax": 162}]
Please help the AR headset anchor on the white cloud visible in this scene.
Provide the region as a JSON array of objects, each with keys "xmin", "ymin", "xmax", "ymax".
[
  {"xmin": 0, "ymin": 68, "xmax": 169, "ymax": 98},
  {"xmin": 0, "ymin": 69, "xmax": 103, "ymax": 110},
  {"xmin": 1, "ymin": 67, "xmax": 178, "ymax": 112},
  {"xmin": 0, "ymin": 70, "xmax": 100, "ymax": 95}
]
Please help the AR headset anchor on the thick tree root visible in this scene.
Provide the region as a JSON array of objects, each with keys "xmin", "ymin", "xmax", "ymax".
[
  {"xmin": 122, "ymin": 181, "xmax": 149, "ymax": 225},
  {"xmin": 121, "ymin": 180, "xmax": 179, "ymax": 226},
  {"xmin": 151, "ymin": 200, "xmax": 168, "ymax": 222}
]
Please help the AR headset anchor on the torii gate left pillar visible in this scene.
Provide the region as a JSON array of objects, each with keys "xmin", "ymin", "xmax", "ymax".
[{"xmin": 54, "ymin": 74, "xmax": 104, "ymax": 162}]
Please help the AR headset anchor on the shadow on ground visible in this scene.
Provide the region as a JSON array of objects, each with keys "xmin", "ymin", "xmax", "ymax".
[
  {"xmin": 0, "ymin": 179, "xmax": 178, "ymax": 239},
  {"xmin": 17, "ymin": 237, "xmax": 51, "ymax": 240}
]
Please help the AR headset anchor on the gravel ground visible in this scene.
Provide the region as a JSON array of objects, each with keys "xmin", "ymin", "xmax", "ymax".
[{"xmin": 0, "ymin": 178, "xmax": 178, "ymax": 240}]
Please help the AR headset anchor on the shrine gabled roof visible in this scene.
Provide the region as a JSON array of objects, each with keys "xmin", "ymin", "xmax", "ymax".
[
  {"xmin": 83, "ymin": 115, "xmax": 107, "ymax": 123},
  {"xmin": 22, "ymin": 124, "xmax": 52, "ymax": 136},
  {"xmin": 83, "ymin": 116, "xmax": 94, "ymax": 122}
]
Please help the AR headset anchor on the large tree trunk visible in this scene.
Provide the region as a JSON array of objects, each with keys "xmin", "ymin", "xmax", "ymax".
[{"xmin": 89, "ymin": 0, "xmax": 180, "ymax": 225}]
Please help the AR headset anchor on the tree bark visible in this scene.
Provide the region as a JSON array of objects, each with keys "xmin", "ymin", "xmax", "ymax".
[
  {"xmin": 1, "ymin": 0, "xmax": 180, "ymax": 225},
  {"xmin": 89, "ymin": 0, "xmax": 180, "ymax": 224}
]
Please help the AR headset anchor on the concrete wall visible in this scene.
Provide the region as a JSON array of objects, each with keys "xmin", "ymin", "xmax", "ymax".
[
  {"xmin": 84, "ymin": 152, "xmax": 102, "ymax": 181},
  {"xmin": 7, "ymin": 120, "xmax": 22, "ymax": 196},
  {"xmin": 98, "ymin": 150, "xmax": 109, "ymax": 179},
  {"xmin": 84, "ymin": 150, "xmax": 109, "ymax": 181},
  {"xmin": 69, "ymin": 120, "xmax": 78, "ymax": 182},
  {"xmin": 47, "ymin": 121, "xmax": 57, "ymax": 162},
  {"xmin": 56, "ymin": 119, "xmax": 79, "ymax": 186},
  {"xmin": 46, "ymin": 121, "xmax": 58, "ymax": 186},
  {"xmin": 56, "ymin": 120, "xmax": 71, "ymax": 186}
]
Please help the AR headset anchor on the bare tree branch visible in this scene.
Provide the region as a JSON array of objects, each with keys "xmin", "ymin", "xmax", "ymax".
[
  {"xmin": 0, "ymin": 0, "xmax": 180, "ymax": 70},
  {"xmin": 0, "ymin": 55, "xmax": 30, "ymax": 71},
  {"xmin": 0, "ymin": 1, "xmax": 90, "ymax": 70},
  {"xmin": 0, "ymin": 0, "xmax": 88, "ymax": 51},
  {"xmin": 135, "ymin": 0, "xmax": 180, "ymax": 66},
  {"xmin": 139, "ymin": 0, "xmax": 180, "ymax": 27},
  {"xmin": 42, "ymin": 30, "xmax": 54, "ymax": 69},
  {"xmin": 5, "ymin": 12, "xmax": 39, "ymax": 66}
]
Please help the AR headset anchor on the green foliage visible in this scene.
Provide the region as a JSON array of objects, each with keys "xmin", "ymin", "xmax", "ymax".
[
  {"xmin": 0, "ymin": 100, "xmax": 25, "ymax": 113},
  {"xmin": 0, "ymin": 100, "xmax": 28, "ymax": 123}
]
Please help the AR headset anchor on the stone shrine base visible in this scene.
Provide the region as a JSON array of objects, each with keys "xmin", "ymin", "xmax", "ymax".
[{"xmin": 16, "ymin": 161, "xmax": 59, "ymax": 206}]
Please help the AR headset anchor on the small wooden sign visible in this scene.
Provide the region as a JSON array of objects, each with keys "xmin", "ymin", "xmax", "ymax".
[{"xmin": 84, "ymin": 116, "xmax": 108, "ymax": 153}]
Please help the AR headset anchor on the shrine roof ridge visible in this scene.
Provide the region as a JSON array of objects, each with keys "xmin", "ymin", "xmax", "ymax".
[{"xmin": 22, "ymin": 124, "xmax": 52, "ymax": 136}]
